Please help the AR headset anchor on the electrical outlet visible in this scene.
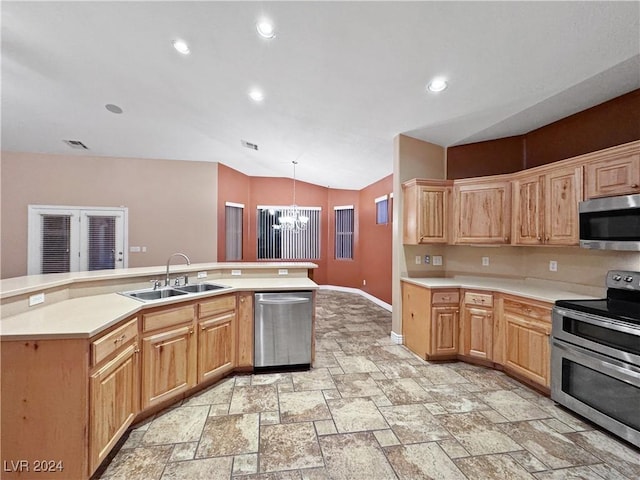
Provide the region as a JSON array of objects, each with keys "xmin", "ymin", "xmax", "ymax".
[
  {"xmin": 29, "ymin": 292, "xmax": 45, "ymax": 306},
  {"xmin": 141, "ymin": 246, "xmax": 147, "ymax": 253},
  {"xmin": 129, "ymin": 246, "xmax": 141, "ymax": 253},
  {"xmin": 415, "ymin": 255, "xmax": 422, "ymax": 265},
  {"xmin": 549, "ymin": 260, "xmax": 558, "ymax": 272},
  {"xmin": 433, "ymin": 255, "xmax": 443, "ymax": 266},
  {"xmin": 482, "ymin": 256, "xmax": 490, "ymax": 266},
  {"xmin": 231, "ymin": 269, "xmax": 242, "ymax": 276},
  {"xmin": 197, "ymin": 271, "xmax": 207, "ymax": 279},
  {"xmin": 278, "ymin": 269, "xmax": 288, "ymax": 275},
  {"xmin": 424, "ymin": 255, "xmax": 430, "ymax": 264}
]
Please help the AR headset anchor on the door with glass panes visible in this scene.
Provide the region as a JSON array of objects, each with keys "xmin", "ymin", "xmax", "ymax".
[{"xmin": 28, "ymin": 206, "xmax": 127, "ymax": 275}]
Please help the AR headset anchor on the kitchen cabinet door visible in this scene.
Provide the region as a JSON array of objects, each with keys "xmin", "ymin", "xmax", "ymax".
[
  {"xmin": 402, "ymin": 179, "xmax": 452, "ymax": 244},
  {"xmin": 462, "ymin": 305, "xmax": 493, "ymax": 361},
  {"xmin": 431, "ymin": 306, "xmax": 459, "ymax": 356},
  {"xmin": 401, "ymin": 282, "xmax": 431, "ymax": 359},
  {"xmin": 198, "ymin": 311, "xmax": 236, "ymax": 381},
  {"xmin": 512, "ymin": 175, "xmax": 544, "ymax": 245},
  {"xmin": 544, "ymin": 165, "xmax": 583, "ymax": 245},
  {"xmin": 89, "ymin": 343, "xmax": 139, "ymax": 473},
  {"xmin": 453, "ymin": 180, "xmax": 511, "ymax": 244},
  {"xmin": 503, "ymin": 297, "xmax": 552, "ymax": 389},
  {"xmin": 585, "ymin": 152, "xmax": 640, "ymax": 198},
  {"xmin": 141, "ymin": 324, "xmax": 196, "ymax": 409}
]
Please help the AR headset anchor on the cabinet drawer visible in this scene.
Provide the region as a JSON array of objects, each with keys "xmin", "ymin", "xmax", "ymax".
[
  {"xmin": 432, "ymin": 290, "xmax": 460, "ymax": 305},
  {"xmin": 142, "ymin": 305, "xmax": 195, "ymax": 332},
  {"xmin": 464, "ymin": 292, "xmax": 493, "ymax": 307},
  {"xmin": 503, "ymin": 299, "xmax": 551, "ymax": 323},
  {"xmin": 92, "ymin": 318, "xmax": 138, "ymax": 366},
  {"xmin": 198, "ymin": 294, "xmax": 236, "ymax": 318}
]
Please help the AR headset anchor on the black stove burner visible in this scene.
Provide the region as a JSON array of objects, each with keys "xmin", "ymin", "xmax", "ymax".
[{"xmin": 555, "ymin": 298, "xmax": 640, "ymax": 325}]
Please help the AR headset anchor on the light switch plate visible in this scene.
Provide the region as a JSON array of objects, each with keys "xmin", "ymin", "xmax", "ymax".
[
  {"xmin": 433, "ymin": 255, "xmax": 443, "ymax": 266},
  {"xmin": 482, "ymin": 256, "xmax": 490, "ymax": 266},
  {"xmin": 29, "ymin": 292, "xmax": 45, "ymax": 306},
  {"xmin": 197, "ymin": 271, "xmax": 207, "ymax": 279},
  {"xmin": 278, "ymin": 269, "xmax": 288, "ymax": 275},
  {"xmin": 549, "ymin": 260, "xmax": 558, "ymax": 272},
  {"xmin": 231, "ymin": 269, "xmax": 242, "ymax": 276},
  {"xmin": 415, "ymin": 255, "xmax": 422, "ymax": 265}
]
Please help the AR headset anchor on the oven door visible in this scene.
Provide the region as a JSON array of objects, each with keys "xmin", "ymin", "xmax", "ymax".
[
  {"xmin": 552, "ymin": 307, "xmax": 640, "ymax": 365},
  {"xmin": 551, "ymin": 339, "xmax": 640, "ymax": 448}
]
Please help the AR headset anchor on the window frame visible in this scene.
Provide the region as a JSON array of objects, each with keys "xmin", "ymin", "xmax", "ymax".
[{"xmin": 334, "ymin": 205, "xmax": 355, "ymax": 260}]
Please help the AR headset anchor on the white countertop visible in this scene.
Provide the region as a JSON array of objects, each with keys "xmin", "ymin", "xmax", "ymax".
[
  {"xmin": 401, "ymin": 276, "xmax": 599, "ymax": 303},
  {"xmin": 1, "ymin": 277, "xmax": 318, "ymax": 340},
  {"xmin": 0, "ymin": 261, "xmax": 318, "ymax": 298}
]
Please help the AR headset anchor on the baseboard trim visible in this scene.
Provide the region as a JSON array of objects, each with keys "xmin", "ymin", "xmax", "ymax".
[
  {"xmin": 390, "ymin": 330, "xmax": 404, "ymax": 345},
  {"xmin": 319, "ymin": 285, "xmax": 392, "ymax": 312}
]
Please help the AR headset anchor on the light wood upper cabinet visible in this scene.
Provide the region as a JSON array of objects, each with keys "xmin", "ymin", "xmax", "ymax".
[
  {"xmin": 402, "ymin": 179, "xmax": 452, "ymax": 244},
  {"xmin": 512, "ymin": 165, "xmax": 583, "ymax": 245},
  {"xmin": 585, "ymin": 151, "xmax": 640, "ymax": 199},
  {"xmin": 141, "ymin": 305, "xmax": 197, "ymax": 409},
  {"xmin": 197, "ymin": 294, "xmax": 237, "ymax": 382},
  {"xmin": 453, "ymin": 179, "xmax": 511, "ymax": 244},
  {"xmin": 89, "ymin": 342, "xmax": 139, "ymax": 473},
  {"xmin": 502, "ymin": 296, "xmax": 552, "ymax": 389}
]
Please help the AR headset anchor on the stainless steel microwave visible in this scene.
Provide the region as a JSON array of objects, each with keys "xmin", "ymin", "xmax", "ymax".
[{"xmin": 580, "ymin": 193, "xmax": 640, "ymax": 251}]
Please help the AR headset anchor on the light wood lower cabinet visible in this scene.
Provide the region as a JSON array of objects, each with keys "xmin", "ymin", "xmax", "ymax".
[
  {"xmin": 402, "ymin": 281, "xmax": 431, "ymax": 359},
  {"xmin": 89, "ymin": 342, "xmax": 139, "ymax": 472},
  {"xmin": 503, "ymin": 296, "xmax": 552, "ymax": 389},
  {"xmin": 198, "ymin": 295, "xmax": 237, "ymax": 381},
  {"xmin": 237, "ymin": 291, "xmax": 254, "ymax": 367},
  {"xmin": 141, "ymin": 305, "xmax": 197, "ymax": 409},
  {"xmin": 461, "ymin": 291, "xmax": 494, "ymax": 361},
  {"xmin": 431, "ymin": 306, "xmax": 459, "ymax": 356}
]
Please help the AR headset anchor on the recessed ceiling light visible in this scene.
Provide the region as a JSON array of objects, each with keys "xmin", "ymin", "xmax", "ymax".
[
  {"xmin": 256, "ymin": 20, "xmax": 275, "ymax": 39},
  {"xmin": 172, "ymin": 39, "xmax": 190, "ymax": 55},
  {"xmin": 427, "ymin": 78, "xmax": 448, "ymax": 92},
  {"xmin": 105, "ymin": 104, "xmax": 123, "ymax": 114},
  {"xmin": 249, "ymin": 89, "xmax": 264, "ymax": 102}
]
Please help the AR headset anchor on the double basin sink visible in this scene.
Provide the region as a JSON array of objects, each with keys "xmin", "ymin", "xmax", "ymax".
[{"xmin": 120, "ymin": 283, "xmax": 231, "ymax": 302}]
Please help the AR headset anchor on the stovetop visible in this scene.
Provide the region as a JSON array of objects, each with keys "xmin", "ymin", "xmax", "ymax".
[{"xmin": 555, "ymin": 270, "xmax": 640, "ymax": 325}]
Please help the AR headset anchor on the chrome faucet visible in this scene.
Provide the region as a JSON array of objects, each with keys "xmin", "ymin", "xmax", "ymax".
[{"xmin": 165, "ymin": 252, "xmax": 191, "ymax": 286}]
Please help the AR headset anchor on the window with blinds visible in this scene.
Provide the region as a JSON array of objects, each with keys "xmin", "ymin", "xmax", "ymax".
[
  {"xmin": 257, "ymin": 206, "xmax": 321, "ymax": 260},
  {"xmin": 225, "ymin": 203, "xmax": 244, "ymax": 261},
  {"xmin": 41, "ymin": 215, "xmax": 72, "ymax": 274},
  {"xmin": 87, "ymin": 216, "xmax": 117, "ymax": 270},
  {"xmin": 334, "ymin": 206, "xmax": 354, "ymax": 260},
  {"xmin": 376, "ymin": 195, "xmax": 389, "ymax": 224}
]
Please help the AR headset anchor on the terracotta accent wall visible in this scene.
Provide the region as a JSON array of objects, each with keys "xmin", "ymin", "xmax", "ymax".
[
  {"xmin": 216, "ymin": 164, "xmax": 393, "ymax": 302},
  {"xmin": 447, "ymin": 88, "xmax": 640, "ymax": 178},
  {"xmin": 447, "ymin": 136, "xmax": 524, "ymax": 179},
  {"xmin": 326, "ymin": 189, "xmax": 361, "ymax": 289},
  {"xmin": 216, "ymin": 164, "xmax": 250, "ymax": 263},
  {"xmin": 359, "ymin": 175, "xmax": 393, "ymax": 304},
  {"xmin": 1, "ymin": 152, "xmax": 218, "ymax": 279}
]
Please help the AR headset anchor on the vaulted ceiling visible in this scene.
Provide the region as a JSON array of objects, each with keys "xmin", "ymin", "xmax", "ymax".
[{"xmin": 2, "ymin": 1, "xmax": 639, "ymax": 189}]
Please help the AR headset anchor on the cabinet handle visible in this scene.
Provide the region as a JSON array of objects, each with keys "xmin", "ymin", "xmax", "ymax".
[
  {"xmin": 113, "ymin": 334, "xmax": 126, "ymax": 344},
  {"xmin": 189, "ymin": 328, "xmax": 194, "ymax": 335},
  {"xmin": 632, "ymin": 184, "xmax": 639, "ymax": 188},
  {"xmin": 201, "ymin": 326, "xmax": 207, "ymax": 331},
  {"xmin": 134, "ymin": 347, "xmax": 140, "ymax": 354},
  {"xmin": 240, "ymin": 297, "xmax": 245, "ymax": 303}
]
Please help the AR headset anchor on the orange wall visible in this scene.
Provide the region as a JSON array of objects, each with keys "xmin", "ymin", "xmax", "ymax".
[
  {"xmin": 217, "ymin": 164, "xmax": 393, "ymax": 302},
  {"xmin": 359, "ymin": 175, "xmax": 393, "ymax": 304}
]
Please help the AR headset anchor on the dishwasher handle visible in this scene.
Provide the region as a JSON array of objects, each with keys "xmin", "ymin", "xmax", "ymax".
[{"xmin": 258, "ymin": 297, "xmax": 310, "ymax": 305}]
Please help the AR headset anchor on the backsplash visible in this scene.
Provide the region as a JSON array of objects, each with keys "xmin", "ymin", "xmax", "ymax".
[{"xmin": 404, "ymin": 244, "xmax": 640, "ymax": 293}]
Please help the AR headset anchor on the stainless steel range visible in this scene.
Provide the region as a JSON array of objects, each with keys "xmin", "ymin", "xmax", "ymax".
[{"xmin": 551, "ymin": 270, "xmax": 640, "ymax": 448}]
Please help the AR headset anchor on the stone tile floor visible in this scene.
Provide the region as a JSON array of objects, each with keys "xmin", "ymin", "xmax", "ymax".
[{"xmin": 95, "ymin": 290, "xmax": 640, "ymax": 480}]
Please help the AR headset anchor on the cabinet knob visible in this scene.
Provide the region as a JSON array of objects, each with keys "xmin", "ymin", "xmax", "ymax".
[
  {"xmin": 504, "ymin": 236, "xmax": 509, "ymax": 242},
  {"xmin": 632, "ymin": 184, "xmax": 639, "ymax": 189},
  {"xmin": 545, "ymin": 235, "xmax": 550, "ymax": 241},
  {"xmin": 536, "ymin": 236, "xmax": 541, "ymax": 241},
  {"xmin": 189, "ymin": 328, "xmax": 194, "ymax": 335}
]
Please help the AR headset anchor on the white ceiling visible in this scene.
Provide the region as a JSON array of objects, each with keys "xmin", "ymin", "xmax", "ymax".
[{"xmin": 2, "ymin": 1, "xmax": 639, "ymax": 190}]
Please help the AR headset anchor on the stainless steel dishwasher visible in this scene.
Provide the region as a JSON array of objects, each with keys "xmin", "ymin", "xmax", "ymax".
[{"xmin": 254, "ymin": 291, "xmax": 313, "ymax": 371}]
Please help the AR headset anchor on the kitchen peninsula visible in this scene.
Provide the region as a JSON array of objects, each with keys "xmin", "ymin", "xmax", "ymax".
[{"xmin": 1, "ymin": 262, "xmax": 317, "ymax": 480}]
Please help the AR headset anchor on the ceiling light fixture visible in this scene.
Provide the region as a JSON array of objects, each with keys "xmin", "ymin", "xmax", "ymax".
[
  {"xmin": 274, "ymin": 161, "xmax": 309, "ymax": 232},
  {"xmin": 256, "ymin": 20, "xmax": 276, "ymax": 39},
  {"xmin": 172, "ymin": 39, "xmax": 190, "ymax": 55},
  {"xmin": 105, "ymin": 104, "xmax": 123, "ymax": 114},
  {"xmin": 249, "ymin": 89, "xmax": 264, "ymax": 102},
  {"xmin": 427, "ymin": 78, "xmax": 448, "ymax": 92}
]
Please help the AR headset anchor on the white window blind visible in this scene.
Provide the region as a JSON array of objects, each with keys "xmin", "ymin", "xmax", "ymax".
[
  {"xmin": 257, "ymin": 206, "xmax": 321, "ymax": 260},
  {"xmin": 41, "ymin": 215, "xmax": 72, "ymax": 274},
  {"xmin": 375, "ymin": 195, "xmax": 389, "ymax": 225},
  {"xmin": 87, "ymin": 216, "xmax": 117, "ymax": 270},
  {"xmin": 334, "ymin": 206, "xmax": 354, "ymax": 260},
  {"xmin": 225, "ymin": 203, "xmax": 244, "ymax": 261}
]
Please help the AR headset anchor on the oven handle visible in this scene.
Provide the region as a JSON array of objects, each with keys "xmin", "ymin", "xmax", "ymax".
[
  {"xmin": 553, "ymin": 339, "xmax": 640, "ymax": 382},
  {"xmin": 553, "ymin": 307, "xmax": 640, "ymax": 337}
]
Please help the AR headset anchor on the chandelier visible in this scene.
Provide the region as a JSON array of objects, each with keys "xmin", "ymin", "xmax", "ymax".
[{"xmin": 274, "ymin": 161, "xmax": 309, "ymax": 232}]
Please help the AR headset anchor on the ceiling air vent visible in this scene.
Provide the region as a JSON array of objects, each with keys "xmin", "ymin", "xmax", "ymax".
[
  {"xmin": 241, "ymin": 139, "xmax": 259, "ymax": 151},
  {"xmin": 63, "ymin": 140, "xmax": 89, "ymax": 150}
]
